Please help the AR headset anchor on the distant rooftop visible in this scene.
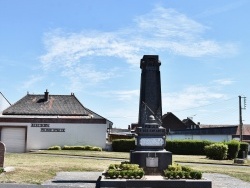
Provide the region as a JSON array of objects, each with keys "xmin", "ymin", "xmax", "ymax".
[{"xmin": 3, "ymin": 90, "xmax": 90, "ymax": 116}]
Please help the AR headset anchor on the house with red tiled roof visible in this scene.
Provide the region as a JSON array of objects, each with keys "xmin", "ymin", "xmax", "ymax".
[
  {"xmin": 161, "ymin": 112, "xmax": 186, "ymax": 131},
  {"xmin": 232, "ymin": 124, "xmax": 250, "ymax": 142},
  {"xmin": 0, "ymin": 90, "xmax": 112, "ymax": 152}
]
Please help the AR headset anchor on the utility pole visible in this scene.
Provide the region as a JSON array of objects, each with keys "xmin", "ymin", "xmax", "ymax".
[{"xmin": 239, "ymin": 95, "xmax": 246, "ymax": 141}]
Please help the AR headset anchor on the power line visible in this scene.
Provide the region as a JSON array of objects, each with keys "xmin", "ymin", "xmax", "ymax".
[{"xmin": 172, "ymin": 97, "xmax": 237, "ymax": 113}]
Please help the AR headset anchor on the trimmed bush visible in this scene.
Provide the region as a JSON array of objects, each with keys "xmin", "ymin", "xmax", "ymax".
[
  {"xmin": 61, "ymin": 145, "xmax": 102, "ymax": 151},
  {"xmin": 90, "ymin": 146, "xmax": 102, "ymax": 151},
  {"xmin": 105, "ymin": 161, "xmax": 144, "ymax": 179},
  {"xmin": 225, "ymin": 140, "xmax": 240, "ymax": 159},
  {"xmin": 237, "ymin": 142, "xmax": 249, "ymax": 158},
  {"xmin": 166, "ymin": 140, "xmax": 214, "ymax": 155},
  {"xmin": 0, "ymin": 167, "xmax": 4, "ymax": 173},
  {"xmin": 167, "ymin": 164, "xmax": 182, "ymax": 171},
  {"xmin": 48, "ymin": 145, "xmax": 61, "ymax": 150},
  {"xmin": 164, "ymin": 163, "xmax": 202, "ymax": 179},
  {"xmin": 112, "ymin": 139, "xmax": 135, "ymax": 152},
  {"xmin": 62, "ymin": 145, "xmax": 85, "ymax": 150},
  {"xmin": 204, "ymin": 143, "xmax": 228, "ymax": 160},
  {"xmin": 190, "ymin": 171, "xmax": 202, "ymax": 179}
]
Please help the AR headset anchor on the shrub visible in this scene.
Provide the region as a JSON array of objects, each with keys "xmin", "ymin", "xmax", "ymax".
[
  {"xmin": 225, "ymin": 140, "xmax": 240, "ymax": 159},
  {"xmin": 61, "ymin": 145, "xmax": 102, "ymax": 151},
  {"xmin": 237, "ymin": 142, "xmax": 249, "ymax": 158},
  {"xmin": 167, "ymin": 163, "xmax": 182, "ymax": 171},
  {"xmin": 105, "ymin": 161, "xmax": 144, "ymax": 179},
  {"xmin": 0, "ymin": 168, "xmax": 4, "ymax": 173},
  {"xmin": 48, "ymin": 145, "xmax": 61, "ymax": 150},
  {"xmin": 166, "ymin": 140, "xmax": 213, "ymax": 155},
  {"xmin": 190, "ymin": 171, "xmax": 202, "ymax": 179},
  {"xmin": 181, "ymin": 166, "xmax": 192, "ymax": 172},
  {"xmin": 90, "ymin": 147, "xmax": 102, "ymax": 151},
  {"xmin": 164, "ymin": 163, "xmax": 202, "ymax": 179},
  {"xmin": 204, "ymin": 143, "xmax": 228, "ymax": 160},
  {"xmin": 112, "ymin": 139, "xmax": 135, "ymax": 152},
  {"xmin": 62, "ymin": 145, "xmax": 85, "ymax": 150}
]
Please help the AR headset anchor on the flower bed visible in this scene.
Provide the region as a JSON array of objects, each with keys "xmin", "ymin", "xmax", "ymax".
[
  {"xmin": 104, "ymin": 161, "xmax": 144, "ymax": 179},
  {"xmin": 164, "ymin": 163, "xmax": 202, "ymax": 179}
]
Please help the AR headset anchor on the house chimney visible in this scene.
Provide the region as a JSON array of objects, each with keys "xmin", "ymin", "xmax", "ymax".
[{"xmin": 44, "ymin": 89, "xmax": 49, "ymax": 102}]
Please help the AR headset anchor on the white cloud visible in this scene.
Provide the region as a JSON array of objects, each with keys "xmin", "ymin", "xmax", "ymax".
[
  {"xmin": 61, "ymin": 64, "xmax": 118, "ymax": 91},
  {"xmin": 99, "ymin": 89, "xmax": 139, "ymax": 101},
  {"xmin": 213, "ymin": 78, "xmax": 235, "ymax": 85},
  {"xmin": 197, "ymin": 1, "xmax": 247, "ymax": 18},
  {"xmin": 39, "ymin": 6, "xmax": 237, "ymax": 90},
  {"xmin": 162, "ymin": 85, "xmax": 226, "ymax": 113},
  {"xmin": 22, "ymin": 75, "xmax": 44, "ymax": 89}
]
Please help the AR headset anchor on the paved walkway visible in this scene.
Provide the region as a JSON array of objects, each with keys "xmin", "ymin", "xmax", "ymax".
[
  {"xmin": 0, "ymin": 172, "xmax": 250, "ymax": 188},
  {"xmin": 42, "ymin": 171, "xmax": 250, "ymax": 188}
]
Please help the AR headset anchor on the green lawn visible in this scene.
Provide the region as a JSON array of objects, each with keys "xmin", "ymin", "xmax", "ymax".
[{"xmin": 0, "ymin": 151, "xmax": 249, "ymax": 184}]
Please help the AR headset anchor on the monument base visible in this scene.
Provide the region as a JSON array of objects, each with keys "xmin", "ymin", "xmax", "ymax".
[
  {"xmin": 99, "ymin": 175, "xmax": 212, "ymax": 188},
  {"xmin": 130, "ymin": 150, "xmax": 172, "ymax": 175}
]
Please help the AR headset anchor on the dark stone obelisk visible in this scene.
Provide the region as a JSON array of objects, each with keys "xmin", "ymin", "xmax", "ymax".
[
  {"xmin": 138, "ymin": 55, "xmax": 162, "ymax": 127},
  {"xmin": 130, "ymin": 55, "xmax": 172, "ymax": 175}
]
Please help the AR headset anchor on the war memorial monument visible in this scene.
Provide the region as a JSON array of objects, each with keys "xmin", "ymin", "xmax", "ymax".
[
  {"xmin": 130, "ymin": 55, "xmax": 172, "ymax": 174},
  {"xmin": 99, "ymin": 55, "xmax": 211, "ymax": 188}
]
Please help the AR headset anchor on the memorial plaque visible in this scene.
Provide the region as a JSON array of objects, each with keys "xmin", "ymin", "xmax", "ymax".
[
  {"xmin": 146, "ymin": 157, "xmax": 159, "ymax": 167},
  {"xmin": 0, "ymin": 142, "xmax": 6, "ymax": 168}
]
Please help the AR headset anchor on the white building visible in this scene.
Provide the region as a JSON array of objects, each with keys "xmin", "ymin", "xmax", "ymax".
[{"xmin": 0, "ymin": 90, "xmax": 112, "ymax": 153}]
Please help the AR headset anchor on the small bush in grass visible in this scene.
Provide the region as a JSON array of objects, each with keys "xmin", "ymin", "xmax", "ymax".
[
  {"xmin": 225, "ymin": 140, "xmax": 240, "ymax": 159},
  {"xmin": 62, "ymin": 145, "xmax": 83, "ymax": 150},
  {"xmin": 204, "ymin": 143, "xmax": 228, "ymax": 160},
  {"xmin": 90, "ymin": 146, "xmax": 102, "ymax": 151},
  {"xmin": 237, "ymin": 142, "xmax": 249, "ymax": 158},
  {"xmin": 61, "ymin": 145, "xmax": 102, "ymax": 151},
  {"xmin": 48, "ymin": 145, "xmax": 61, "ymax": 150}
]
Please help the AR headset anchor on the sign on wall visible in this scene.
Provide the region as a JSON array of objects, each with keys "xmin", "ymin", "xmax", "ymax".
[{"xmin": 31, "ymin": 123, "xmax": 65, "ymax": 132}]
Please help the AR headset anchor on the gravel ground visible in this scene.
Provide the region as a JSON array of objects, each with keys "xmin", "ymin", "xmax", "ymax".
[{"xmin": 203, "ymin": 173, "xmax": 250, "ymax": 188}]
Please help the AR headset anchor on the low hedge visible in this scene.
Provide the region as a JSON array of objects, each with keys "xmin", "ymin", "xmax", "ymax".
[
  {"xmin": 112, "ymin": 139, "xmax": 214, "ymax": 154},
  {"xmin": 112, "ymin": 139, "xmax": 135, "ymax": 152},
  {"xmin": 237, "ymin": 142, "xmax": 249, "ymax": 158},
  {"xmin": 165, "ymin": 140, "xmax": 213, "ymax": 155},
  {"xmin": 48, "ymin": 145, "xmax": 61, "ymax": 150},
  {"xmin": 204, "ymin": 143, "xmax": 228, "ymax": 160},
  {"xmin": 48, "ymin": 145, "xmax": 102, "ymax": 151}
]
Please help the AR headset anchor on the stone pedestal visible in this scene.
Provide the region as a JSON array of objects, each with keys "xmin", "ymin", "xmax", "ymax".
[{"xmin": 130, "ymin": 150, "xmax": 172, "ymax": 175}]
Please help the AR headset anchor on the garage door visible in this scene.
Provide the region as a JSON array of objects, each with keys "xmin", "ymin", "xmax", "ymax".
[{"xmin": 1, "ymin": 127, "xmax": 26, "ymax": 153}]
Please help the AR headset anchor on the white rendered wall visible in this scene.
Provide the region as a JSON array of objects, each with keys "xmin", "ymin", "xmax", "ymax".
[
  {"xmin": 26, "ymin": 123, "xmax": 107, "ymax": 150},
  {"xmin": 0, "ymin": 122, "xmax": 108, "ymax": 151}
]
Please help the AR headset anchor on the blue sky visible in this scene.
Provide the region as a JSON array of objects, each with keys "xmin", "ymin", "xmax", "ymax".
[{"xmin": 0, "ymin": 0, "xmax": 249, "ymax": 128}]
